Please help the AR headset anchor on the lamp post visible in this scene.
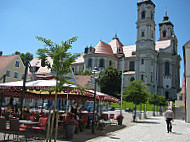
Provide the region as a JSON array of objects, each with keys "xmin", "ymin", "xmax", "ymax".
[
  {"xmin": 120, "ymin": 56, "xmax": 124, "ymax": 115},
  {"xmin": 92, "ymin": 67, "xmax": 100, "ymax": 134}
]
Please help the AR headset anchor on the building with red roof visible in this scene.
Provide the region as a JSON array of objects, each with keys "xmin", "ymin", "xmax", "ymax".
[
  {"xmin": 0, "ymin": 54, "xmax": 25, "ymax": 83},
  {"xmin": 72, "ymin": 0, "xmax": 181, "ymax": 100}
]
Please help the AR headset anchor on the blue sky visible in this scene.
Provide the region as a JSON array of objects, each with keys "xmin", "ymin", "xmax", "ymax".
[{"xmin": 0, "ymin": 0, "xmax": 189, "ymax": 86}]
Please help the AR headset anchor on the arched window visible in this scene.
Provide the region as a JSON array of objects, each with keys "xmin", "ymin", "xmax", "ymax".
[
  {"xmin": 141, "ymin": 11, "xmax": 146, "ymax": 19},
  {"xmin": 165, "ymin": 62, "xmax": 170, "ymax": 75},
  {"xmin": 99, "ymin": 59, "xmax": 104, "ymax": 67},
  {"xmin": 88, "ymin": 59, "xmax": 92, "ymax": 67},
  {"xmin": 165, "ymin": 91, "xmax": 169, "ymax": 99},
  {"xmin": 109, "ymin": 60, "xmax": 112, "ymax": 66},
  {"xmin": 141, "ymin": 59, "xmax": 144, "ymax": 65},
  {"xmin": 141, "ymin": 74, "xmax": 144, "ymax": 81},
  {"xmin": 163, "ymin": 31, "xmax": 166, "ymax": 38},
  {"xmin": 130, "ymin": 77, "xmax": 135, "ymax": 82}
]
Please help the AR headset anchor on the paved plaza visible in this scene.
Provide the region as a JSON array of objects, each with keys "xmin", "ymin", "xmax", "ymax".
[
  {"xmin": 1, "ymin": 114, "xmax": 190, "ymax": 142},
  {"xmin": 88, "ymin": 116, "xmax": 190, "ymax": 142}
]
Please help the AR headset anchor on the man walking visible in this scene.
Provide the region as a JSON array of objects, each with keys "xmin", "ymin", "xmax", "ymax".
[{"xmin": 164, "ymin": 108, "xmax": 174, "ymax": 133}]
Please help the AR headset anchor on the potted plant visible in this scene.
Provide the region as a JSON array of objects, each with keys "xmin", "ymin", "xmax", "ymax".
[
  {"xmin": 64, "ymin": 118, "xmax": 77, "ymax": 140},
  {"xmin": 116, "ymin": 114, "xmax": 124, "ymax": 125}
]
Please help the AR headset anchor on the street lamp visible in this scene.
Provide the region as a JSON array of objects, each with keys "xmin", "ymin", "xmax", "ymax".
[{"xmin": 92, "ymin": 67, "xmax": 100, "ymax": 134}]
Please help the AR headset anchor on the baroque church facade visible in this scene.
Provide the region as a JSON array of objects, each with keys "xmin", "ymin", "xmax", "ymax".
[{"xmin": 72, "ymin": 0, "xmax": 181, "ymax": 100}]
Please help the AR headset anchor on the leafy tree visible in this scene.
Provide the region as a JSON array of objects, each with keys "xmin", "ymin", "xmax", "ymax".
[
  {"xmin": 36, "ymin": 36, "xmax": 80, "ymax": 140},
  {"xmin": 123, "ymin": 80, "xmax": 150, "ymax": 121},
  {"xmin": 98, "ymin": 66, "xmax": 121, "ymax": 98},
  {"xmin": 149, "ymin": 93, "xmax": 160, "ymax": 116},
  {"xmin": 13, "ymin": 51, "xmax": 33, "ymax": 65}
]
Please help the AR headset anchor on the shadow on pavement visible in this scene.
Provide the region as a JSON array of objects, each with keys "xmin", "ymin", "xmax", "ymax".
[
  {"xmin": 171, "ymin": 132, "xmax": 182, "ymax": 135},
  {"xmin": 56, "ymin": 124, "xmax": 126, "ymax": 142},
  {"xmin": 135, "ymin": 121, "xmax": 160, "ymax": 124}
]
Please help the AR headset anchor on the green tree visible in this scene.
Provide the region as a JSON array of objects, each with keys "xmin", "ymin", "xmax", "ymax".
[
  {"xmin": 36, "ymin": 36, "xmax": 80, "ymax": 141},
  {"xmin": 123, "ymin": 80, "xmax": 150, "ymax": 121},
  {"xmin": 98, "ymin": 66, "xmax": 121, "ymax": 98},
  {"xmin": 148, "ymin": 93, "xmax": 160, "ymax": 116},
  {"xmin": 13, "ymin": 51, "xmax": 33, "ymax": 65}
]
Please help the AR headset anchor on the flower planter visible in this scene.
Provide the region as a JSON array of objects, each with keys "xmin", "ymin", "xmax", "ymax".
[
  {"xmin": 117, "ymin": 119, "xmax": 123, "ymax": 125},
  {"xmin": 65, "ymin": 125, "xmax": 75, "ymax": 140}
]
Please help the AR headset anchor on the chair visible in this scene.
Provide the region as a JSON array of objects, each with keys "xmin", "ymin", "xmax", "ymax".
[
  {"xmin": 109, "ymin": 114, "xmax": 115, "ymax": 119},
  {"xmin": 9, "ymin": 119, "xmax": 27, "ymax": 141},
  {"xmin": 102, "ymin": 114, "xmax": 108, "ymax": 120},
  {"xmin": 32, "ymin": 117, "xmax": 48, "ymax": 139},
  {"xmin": 0, "ymin": 116, "xmax": 10, "ymax": 141},
  {"xmin": 80, "ymin": 115, "xmax": 88, "ymax": 128}
]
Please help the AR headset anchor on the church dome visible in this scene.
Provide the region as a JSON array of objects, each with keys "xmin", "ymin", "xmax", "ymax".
[
  {"xmin": 109, "ymin": 34, "xmax": 124, "ymax": 54},
  {"xmin": 94, "ymin": 41, "xmax": 115, "ymax": 57}
]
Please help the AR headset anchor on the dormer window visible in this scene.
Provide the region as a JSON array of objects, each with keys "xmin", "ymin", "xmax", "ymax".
[
  {"xmin": 117, "ymin": 47, "xmax": 122, "ymax": 53},
  {"xmin": 141, "ymin": 11, "xmax": 146, "ymax": 19}
]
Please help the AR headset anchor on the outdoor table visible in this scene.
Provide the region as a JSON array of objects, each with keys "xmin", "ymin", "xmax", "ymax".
[
  {"xmin": 19, "ymin": 120, "xmax": 40, "ymax": 140},
  {"xmin": 98, "ymin": 120, "xmax": 112, "ymax": 131}
]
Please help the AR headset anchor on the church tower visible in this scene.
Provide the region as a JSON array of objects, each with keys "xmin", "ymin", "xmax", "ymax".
[
  {"xmin": 135, "ymin": 0, "xmax": 157, "ymax": 93},
  {"xmin": 159, "ymin": 9, "xmax": 174, "ymax": 41}
]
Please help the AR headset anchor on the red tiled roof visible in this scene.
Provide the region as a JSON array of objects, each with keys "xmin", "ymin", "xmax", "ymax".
[
  {"xmin": 0, "ymin": 55, "xmax": 18, "ymax": 72},
  {"xmin": 94, "ymin": 41, "xmax": 115, "ymax": 57},
  {"xmin": 75, "ymin": 75, "xmax": 91, "ymax": 86},
  {"xmin": 109, "ymin": 38, "xmax": 124, "ymax": 54},
  {"xmin": 181, "ymin": 73, "xmax": 185, "ymax": 94}
]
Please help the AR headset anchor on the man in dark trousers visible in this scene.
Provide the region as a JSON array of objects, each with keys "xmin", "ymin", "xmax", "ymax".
[{"xmin": 164, "ymin": 107, "xmax": 174, "ymax": 133}]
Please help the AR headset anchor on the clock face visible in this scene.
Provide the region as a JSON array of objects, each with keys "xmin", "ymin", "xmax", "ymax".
[
  {"xmin": 163, "ymin": 25, "xmax": 166, "ymax": 29},
  {"xmin": 142, "ymin": 5, "xmax": 145, "ymax": 9},
  {"xmin": 141, "ymin": 41, "xmax": 144, "ymax": 46}
]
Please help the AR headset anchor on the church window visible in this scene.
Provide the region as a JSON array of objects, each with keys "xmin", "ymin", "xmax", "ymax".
[
  {"xmin": 165, "ymin": 62, "xmax": 170, "ymax": 75},
  {"xmin": 141, "ymin": 74, "xmax": 144, "ymax": 81},
  {"xmin": 88, "ymin": 59, "xmax": 92, "ymax": 67},
  {"xmin": 151, "ymin": 72, "xmax": 153, "ymax": 82},
  {"xmin": 129, "ymin": 61, "xmax": 135, "ymax": 71},
  {"xmin": 141, "ymin": 11, "xmax": 146, "ymax": 19},
  {"xmin": 165, "ymin": 91, "xmax": 169, "ymax": 99},
  {"xmin": 109, "ymin": 60, "xmax": 112, "ymax": 66},
  {"xmin": 163, "ymin": 31, "xmax": 166, "ymax": 38},
  {"xmin": 99, "ymin": 59, "xmax": 105, "ymax": 68},
  {"xmin": 141, "ymin": 59, "xmax": 144, "ymax": 65},
  {"xmin": 141, "ymin": 31, "xmax": 145, "ymax": 37},
  {"xmin": 130, "ymin": 77, "xmax": 135, "ymax": 82}
]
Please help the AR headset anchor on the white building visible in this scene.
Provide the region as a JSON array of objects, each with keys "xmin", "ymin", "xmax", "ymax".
[
  {"xmin": 72, "ymin": 0, "xmax": 181, "ymax": 100},
  {"xmin": 183, "ymin": 40, "xmax": 190, "ymax": 122}
]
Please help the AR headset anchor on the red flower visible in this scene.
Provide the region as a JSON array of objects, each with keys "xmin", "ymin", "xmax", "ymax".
[{"xmin": 116, "ymin": 114, "xmax": 124, "ymax": 120}]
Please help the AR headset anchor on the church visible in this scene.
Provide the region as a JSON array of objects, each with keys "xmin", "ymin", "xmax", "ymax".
[{"xmin": 72, "ymin": 0, "xmax": 181, "ymax": 100}]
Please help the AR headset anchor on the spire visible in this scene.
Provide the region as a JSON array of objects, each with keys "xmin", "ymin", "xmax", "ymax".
[
  {"xmin": 165, "ymin": 8, "xmax": 167, "ymax": 16},
  {"xmin": 113, "ymin": 32, "xmax": 119, "ymax": 40},
  {"xmin": 163, "ymin": 8, "xmax": 169, "ymax": 21}
]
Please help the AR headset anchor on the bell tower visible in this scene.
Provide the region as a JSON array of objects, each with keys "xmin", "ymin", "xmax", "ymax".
[
  {"xmin": 159, "ymin": 9, "xmax": 174, "ymax": 41},
  {"xmin": 136, "ymin": 0, "xmax": 156, "ymax": 52},
  {"xmin": 135, "ymin": 0, "xmax": 157, "ymax": 94}
]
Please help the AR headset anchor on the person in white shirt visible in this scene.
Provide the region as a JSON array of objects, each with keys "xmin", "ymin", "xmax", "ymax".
[{"xmin": 164, "ymin": 107, "xmax": 174, "ymax": 133}]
